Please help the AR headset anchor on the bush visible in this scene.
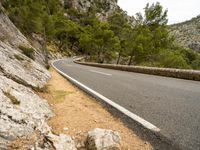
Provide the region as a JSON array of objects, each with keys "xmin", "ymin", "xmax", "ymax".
[
  {"xmin": 18, "ymin": 45, "xmax": 35, "ymax": 60},
  {"xmin": 14, "ymin": 54, "xmax": 24, "ymax": 61},
  {"xmin": 158, "ymin": 50, "xmax": 191, "ymax": 69},
  {"xmin": 191, "ymin": 56, "xmax": 200, "ymax": 70}
]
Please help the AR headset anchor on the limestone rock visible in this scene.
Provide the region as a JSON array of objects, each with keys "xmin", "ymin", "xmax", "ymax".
[
  {"xmin": 47, "ymin": 133, "xmax": 77, "ymax": 150},
  {"xmin": 87, "ymin": 128, "xmax": 121, "ymax": 150},
  {"xmin": 189, "ymin": 41, "xmax": 200, "ymax": 53},
  {"xmin": 170, "ymin": 15, "xmax": 200, "ymax": 51},
  {"xmin": 0, "ymin": 75, "xmax": 53, "ymax": 147},
  {"xmin": 0, "ymin": 9, "xmax": 49, "ymax": 65},
  {"xmin": 0, "ymin": 41, "xmax": 50, "ymax": 88},
  {"xmin": 65, "ymin": 0, "xmax": 119, "ymax": 21},
  {"xmin": 0, "ymin": 11, "xmax": 30, "ymax": 47}
]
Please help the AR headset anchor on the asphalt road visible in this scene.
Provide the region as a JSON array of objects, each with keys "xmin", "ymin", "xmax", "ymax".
[{"xmin": 53, "ymin": 58, "xmax": 200, "ymax": 150}]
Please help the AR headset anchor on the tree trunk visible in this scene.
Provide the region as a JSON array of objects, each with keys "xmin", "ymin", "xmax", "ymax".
[
  {"xmin": 128, "ymin": 55, "xmax": 134, "ymax": 66},
  {"xmin": 43, "ymin": 28, "xmax": 49, "ymax": 68},
  {"xmin": 116, "ymin": 52, "xmax": 121, "ymax": 65},
  {"xmin": 70, "ymin": 42, "xmax": 75, "ymax": 50},
  {"xmin": 97, "ymin": 50, "xmax": 101, "ymax": 63}
]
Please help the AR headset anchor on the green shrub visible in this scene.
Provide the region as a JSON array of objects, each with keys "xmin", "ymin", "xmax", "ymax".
[
  {"xmin": 191, "ymin": 56, "xmax": 200, "ymax": 70},
  {"xmin": 158, "ymin": 50, "xmax": 191, "ymax": 69},
  {"xmin": 18, "ymin": 45, "xmax": 35, "ymax": 60},
  {"xmin": 14, "ymin": 54, "xmax": 24, "ymax": 61}
]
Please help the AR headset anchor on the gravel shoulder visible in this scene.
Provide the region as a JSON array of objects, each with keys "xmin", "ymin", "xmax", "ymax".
[{"xmin": 39, "ymin": 68, "xmax": 152, "ymax": 150}]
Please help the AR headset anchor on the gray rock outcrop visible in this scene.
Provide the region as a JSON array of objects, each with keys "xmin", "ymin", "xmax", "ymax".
[
  {"xmin": 0, "ymin": 41, "xmax": 50, "ymax": 88},
  {"xmin": 170, "ymin": 15, "xmax": 200, "ymax": 52},
  {"xmin": 0, "ymin": 3, "xmax": 122, "ymax": 149},
  {"xmin": 87, "ymin": 128, "xmax": 121, "ymax": 150},
  {"xmin": 0, "ymin": 76, "xmax": 53, "ymax": 142},
  {"xmin": 64, "ymin": 0, "xmax": 119, "ymax": 21},
  {"xmin": 0, "ymin": 7, "xmax": 48, "ymax": 65},
  {"xmin": 0, "ymin": 40, "xmax": 53, "ymax": 149},
  {"xmin": 0, "ymin": 10, "xmax": 52, "ymax": 147},
  {"xmin": 47, "ymin": 133, "xmax": 77, "ymax": 150},
  {"xmin": 189, "ymin": 41, "xmax": 200, "ymax": 53}
]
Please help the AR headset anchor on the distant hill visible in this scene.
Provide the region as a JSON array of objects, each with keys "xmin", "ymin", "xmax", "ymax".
[{"xmin": 170, "ymin": 15, "xmax": 200, "ymax": 52}]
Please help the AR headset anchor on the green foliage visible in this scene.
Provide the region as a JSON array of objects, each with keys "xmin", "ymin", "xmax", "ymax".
[
  {"xmin": 6, "ymin": 0, "xmax": 63, "ymax": 35},
  {"xmin": 4, "ymin": 0, "xmax": 200, "ymax": 70},
  {"xmin": 14, "ymin": 54, "xmax": 24, "ymax": 61},
  {"xmin": 79, "ymin": 19, "xmax": 120, "ymax": 63},
  {"xmin": 158, "ymin": 50, "xmax": 191, "ymax": 69},
  {"xmin": 191, "ymin": 57, "xmax": 200, "ymax": 70},
  {"xmin": 18, "ymin": 45, "xmax": 35, "ymax": 60}
]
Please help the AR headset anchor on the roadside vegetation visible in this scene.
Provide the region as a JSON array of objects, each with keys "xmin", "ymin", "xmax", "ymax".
[
  {"xmin": 18, "ymin": 45, "xmax": 35, "ymax": 60},
  {"xmin": 2, "ymin": 0, "xmax": 200, "ymax": 69}
]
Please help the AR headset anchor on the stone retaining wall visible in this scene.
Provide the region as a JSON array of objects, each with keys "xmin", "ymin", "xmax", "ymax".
[{"xmin": 75, "ymin": 61, "xmax": 200, "ymax": 81}]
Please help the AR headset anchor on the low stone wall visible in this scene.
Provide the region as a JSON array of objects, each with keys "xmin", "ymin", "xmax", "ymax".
[{"xmin": 75, "ymin": 61, "xmax": 200, "ymax": 81}]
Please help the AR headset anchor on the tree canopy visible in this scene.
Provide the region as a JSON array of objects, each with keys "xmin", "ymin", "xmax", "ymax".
[{"xmin": 3, "ymin": 0, "xmax": 200, "ymax": 69}]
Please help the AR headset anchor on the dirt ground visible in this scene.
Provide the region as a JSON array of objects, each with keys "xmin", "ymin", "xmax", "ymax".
[{"xmin": 39, "ymin": 68, "xmax": 152, "ymax": 150}]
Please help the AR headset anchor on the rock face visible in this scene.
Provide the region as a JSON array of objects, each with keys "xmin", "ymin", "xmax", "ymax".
[
  {"xmin": 0, "ymin": 76, "xmax": 53, "ymax": 147},
  {"xmin": 170, "ymin": 15, "xmax": 200, "ymax": 52},
  {"xmin": 0, "ymin": 6, "xmax": 47, "ymax": 65},
  {"xmin": 0, "ymin": 41, "xmax": 50, "ymax": 88},
  {"xmin": 0, "ymin": 5, "xmax": 30, "ymax": 47},
  {"xmin": 188, "ymin": 41, "xmax": 200, "ymax": 53},
  {"xmin": 0, "ymin": 40, "xmax": 52, "ymax": 149},
  {"xmin": 62, "ymin": 0, "xmax": 135, "ymax": 26},
  {"xmin": 0, "ymin": 5, "xmax": 52, "ymax": 148},
  {"xmin": 65, "ymin": 0, "xmax": 119, "ymax": 21},
  {"xmin": 87, "ymin": 128, "xmax": 121, "ymax": 150}
]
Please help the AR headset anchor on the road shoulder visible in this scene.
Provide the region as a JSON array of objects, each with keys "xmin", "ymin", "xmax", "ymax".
[{"xmin": 38, "ymin": 68, "xmax": 152, "ymax": 150}]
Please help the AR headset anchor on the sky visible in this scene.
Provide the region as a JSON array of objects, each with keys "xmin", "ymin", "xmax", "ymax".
[{"xmin": 118, "ymin": 0, "xmax": 200, "ymax": 24}]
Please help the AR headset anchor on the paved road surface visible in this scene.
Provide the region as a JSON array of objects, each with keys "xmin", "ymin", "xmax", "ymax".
[{"xmin": 53, "ymin": 58, "xmax": 200, "ymax": 150}]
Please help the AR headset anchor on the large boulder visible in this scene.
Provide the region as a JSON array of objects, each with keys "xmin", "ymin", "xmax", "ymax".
[{"xmin": 87, "ymin": 128, "xmax": 121, "ymax": 150}]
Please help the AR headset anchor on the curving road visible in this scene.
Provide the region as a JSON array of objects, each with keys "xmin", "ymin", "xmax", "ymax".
[{"xmin": 53, "ymin": 58, "xmax": 200, "ymax": 150}]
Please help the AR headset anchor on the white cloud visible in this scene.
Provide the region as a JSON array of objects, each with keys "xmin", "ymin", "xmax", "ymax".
[{"xmin": 118, "ymin": 0, "xmax": 200, "ymax": 24}]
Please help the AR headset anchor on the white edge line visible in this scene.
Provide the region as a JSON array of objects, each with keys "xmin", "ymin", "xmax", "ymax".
[{"xmin": 52, "ymin": 59, "xmax": 160, "ymax": 132}]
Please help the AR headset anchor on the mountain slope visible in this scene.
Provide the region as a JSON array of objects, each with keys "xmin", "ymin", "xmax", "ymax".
[
  {"xmin": 170, "ymin": 15, "xmax": 200, "ymax": 52},
  {"xmin": 64, "ymin": 0, "xmax": 119, "ymax": 21}
]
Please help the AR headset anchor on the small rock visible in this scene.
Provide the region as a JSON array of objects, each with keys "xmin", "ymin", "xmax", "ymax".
[
  {"xmin": 63, "ymin": 127, "xmax": 69, "ymax": 131},
  {"xmin": 47, "ymin": 133, "xmax": 77, "ymax": 150},
  {"xmin": 74, "ymin": 132, "xmax": 88, "ymax": 149},
  {"xmin": 87, "ymin": 128, "xmax": 121, "ymax": 150}
]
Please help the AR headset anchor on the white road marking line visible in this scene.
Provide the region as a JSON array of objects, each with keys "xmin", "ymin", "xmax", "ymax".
[
  {"xmin": 61, "ymin": 62, "xmax": 72, "ymax": 67},
  {"xmin": 65, "ymin": 64, "xmax": 72, "ymax": 67},
  {"xmin": 52, "ymin": 59, "xmax": 160, "ymax": 132},
  {"xmin": 90, "ymin": 70, "xmax": 112, "ymax": 76}
]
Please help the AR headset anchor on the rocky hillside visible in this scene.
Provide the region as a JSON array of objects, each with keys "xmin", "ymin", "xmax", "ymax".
[
  {"xmin": 62, "ymin": 0, "xmax": 135, "ymax": 25},
  {"xmin": 63, "ymin": 0, "xmax": 119, "ymax": 21},
  {"xmin": 0, "ymin": 2, "xmax": 123, "ymax": 149},
  {"xmin": 170, "ymin": 15, "xmax": 200, "ymax": 52}
]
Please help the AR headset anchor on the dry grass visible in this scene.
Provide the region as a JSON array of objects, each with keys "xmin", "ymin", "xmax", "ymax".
[{"xmin": 39, "ymin": 68, "xmax": 152, "ymax": 150}]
